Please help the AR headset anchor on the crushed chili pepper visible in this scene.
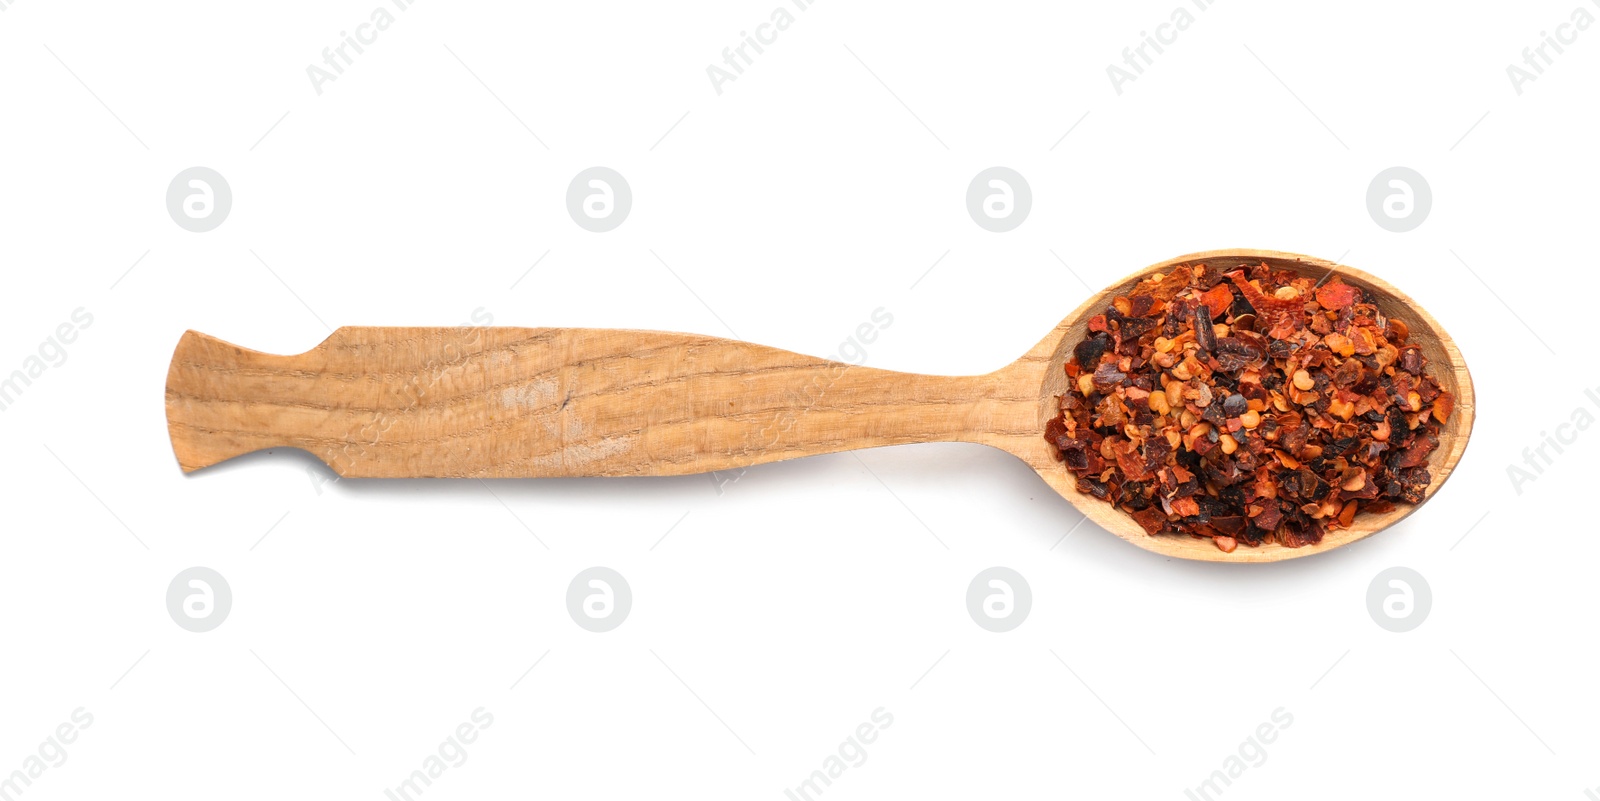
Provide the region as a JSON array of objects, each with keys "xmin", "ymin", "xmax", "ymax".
[{"xmin": 1044, "ymin": 262, "xmax": 1454, "ymax": 551}]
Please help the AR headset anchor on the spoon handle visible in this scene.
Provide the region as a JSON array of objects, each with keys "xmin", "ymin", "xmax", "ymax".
[{"xmin": 165, "ymin": 327, "xmax": 1030, "ymax": 477}]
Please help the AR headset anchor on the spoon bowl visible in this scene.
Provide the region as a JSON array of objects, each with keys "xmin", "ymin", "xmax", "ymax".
[
  {"xmin": 165, "ymin": 248, "xmax": 1473, "ymax": 562},
  {"xmin": 1016, "ymin": 249, "xmax": 1474, "ymax": 562}
]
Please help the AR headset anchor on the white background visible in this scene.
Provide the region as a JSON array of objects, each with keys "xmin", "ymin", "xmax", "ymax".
[{"xmin": 2, "ymin": 1, "xmax": 1596, "ymax": 799}]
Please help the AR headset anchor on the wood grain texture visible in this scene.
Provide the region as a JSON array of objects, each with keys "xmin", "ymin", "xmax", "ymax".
[
  {"xmin": 165, "ymin": 326, "xmax": 1040, "ymax": 479},
  {"xmin": 165, "ymin": 249, "xmax": 1473, "ymax": 562}
]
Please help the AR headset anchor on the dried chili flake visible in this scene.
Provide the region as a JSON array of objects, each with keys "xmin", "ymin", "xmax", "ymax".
[
  {"xmin": 1314, "ymin": 281, "xmax": 1362, "ymax": 311},
  {"xmin": 1227, "ymin": 271, "xmax": 1303, "ymax": 335},
  {"xmin": 1046, "ymin": 263, "xmax": 1453, "ymax": 552},
  {"xmin": 1200, "ymin": 284, "xmax": 1234, "ymax": 320},
  {"xmin": 1131, "ymin": 266, "xmax": 1192, "ymax": 303}
]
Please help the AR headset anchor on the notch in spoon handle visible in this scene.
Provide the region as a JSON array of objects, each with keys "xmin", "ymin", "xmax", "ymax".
[{"xmin": 165, "ymin": 326, "xmax": 1030, "ymax": 478}]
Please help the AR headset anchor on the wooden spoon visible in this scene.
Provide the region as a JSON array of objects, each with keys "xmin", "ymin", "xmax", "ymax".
[{"xmin": 166, "ymin": 248, "xmax": 1474, "ymax": 562}]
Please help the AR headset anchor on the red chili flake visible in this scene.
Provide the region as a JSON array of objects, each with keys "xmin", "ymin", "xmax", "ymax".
[
  {"xmin": 1211, "ymin": 515, "xmax": 1245, "ymax": 536},
  {"xmin": 1394, "ymin": 436, "xmax": 1438, "ymax": 469},
  {"xmin": 1227, "ymin": 269, "xmax": 1303, "ymax": 336},
  {"xmin": 1132, "ymin": 506, "xmax": 1168, "ymax": 535},
  {"xmin": 1200, "ymin": 284, "xmax": 1234, "ymax": 320},
  {"xmin": 1335, "ymin": 500, "xmax": 1357, "ymax": 529},
  {"xmin": 1314, "ymin": 279, "xmax": 1362, "ymax": 311},
  {"xmin": 1432, "ymin": 394, "xmax": 1454, "ymax": 424},
  {"xmin": 1277, "ymin": 516, "xmax": 1321, "ymax": 548},
  {"xmin": 1130, "ymin": 266, "xmax": 1192, "ymax": 302},
  {"xmin": 1252, "ymin": 502, "xmax": 1284, "ymax": 534}
]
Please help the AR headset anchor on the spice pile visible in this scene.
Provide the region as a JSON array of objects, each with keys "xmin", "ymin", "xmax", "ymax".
[{"xmin": 1044, "ymin": 262, "xmax": 1454, "ymax": 552}]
